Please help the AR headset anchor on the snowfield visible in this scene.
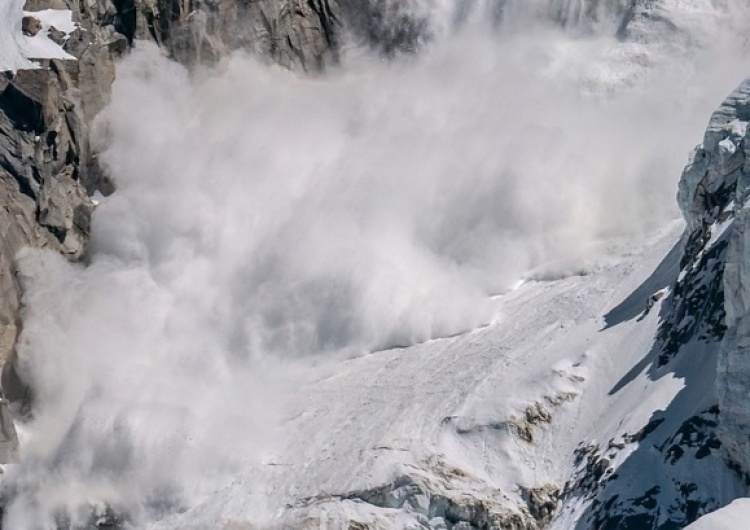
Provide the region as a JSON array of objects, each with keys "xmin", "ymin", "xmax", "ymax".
[
  {"xmin": 145, "ymin": 221, "xmax": 746, "ymax": 529},
  {"xmin": 0, "ymin": 0, "xmax": 75, "ymax": 72}
]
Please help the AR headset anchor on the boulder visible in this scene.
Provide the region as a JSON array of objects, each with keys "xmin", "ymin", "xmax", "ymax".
[{"xmin": 21, "ymin": 15, "xmax": 42, "ymax": 37}]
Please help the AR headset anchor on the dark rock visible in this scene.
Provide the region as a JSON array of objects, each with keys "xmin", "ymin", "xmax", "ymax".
[
  {"xmin": 47, "ymin": 26, "xmax": 67, "ymax": 46},
  {"xmin": 0, "ymin": 1, "xmax": 122, "ymax": 442},
  {"xmin": 520, "ymin": 485, "xmax": 559, "ymax": 525},
  {"xmin": 22, "ymin": 15, "xmax": 42, "ymax": 37}
]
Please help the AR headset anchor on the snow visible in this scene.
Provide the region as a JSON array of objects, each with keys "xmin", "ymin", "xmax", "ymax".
[
  {"xmin": 0, "ymin": 0, "xmax": 35, "ymax": 71},
  {"xmin": 147, "ymin": 220, "xmax": 722, "ymax": 528},
  {"xmin": 28, "ymin": 9, "xmax": 77, "ymax": 35},
  {"xmin": 3, "ymin": 0, "xmax": 750, "ymax": 526},
  {"xmin": 0, "ymin": 0, "xmax": 75, "ymax": 73},
  {"xmin": 686, "ymin": 498, "xmax": 750, "ymax": 530}
]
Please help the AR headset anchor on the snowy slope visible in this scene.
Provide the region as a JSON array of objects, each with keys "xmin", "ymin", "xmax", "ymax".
[
  {"xmin": 686, "ymin": 498, "xmax": 750, "ymax": 530},
  {"xmin": 0, "ymin": 0, "xmax": 75, "ymax": 72},
  {"xmin": 143, "ymin": 221, "xmax": 745, "ymax": 529}
]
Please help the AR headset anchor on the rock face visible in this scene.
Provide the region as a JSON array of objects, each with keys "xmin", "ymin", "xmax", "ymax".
[
  {"xmin": 0, "ymin": 3, "xmax": 121, "ymax": 417},
  {"xmin": 0, "ymin": 0, "xmax": 414, "ymax": 416},
  {"xmin": 0, "ymin": 0, "xmax": 124, "ymax": 459},
  {"xmin": 0, "ymin": 0, "xmax": 347, "ymax": 453},
  {"xmin": 674, "ymin": 77, "xmax": 750, "ymax": 474},
  {"xmin": 125, "ymin": 0, "xmax": 431, "ymax": 70},
  {"xmin": 131, "ymin": 0, "xmax": 341, "ymax": 70},
  {"xmin": 694, "ymin": 80, "xmax": 750, "ymax": 475},
  {"xmin": 547, "ymin": 71, "xmax": 750, "ymax": 530}
]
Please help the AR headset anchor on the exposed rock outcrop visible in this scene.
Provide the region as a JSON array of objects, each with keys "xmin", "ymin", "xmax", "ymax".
[
  {"xmin": 696, "ymin": 80, "xmax": 750, "ymax": 474},
  {"xmin": 673, "ymin": 76, "xmax": 750, "ymax": 475},
  {"xmin": 549, "ymin": 75, "xmax": 750, "ymax": 530},
  {"xmin": 0, "ymin": 0, "xmax": 356, "ymax": 475},
  {"xmin": 125, "ymin": 0, "xmax": 340, "ymax": 70},
  {"xmin": 0, "ymin": 3, "xmax": 121, "ymax": 419},
  {"xmin": 0, "ymin": 0, "xmax": 126, "ymax": 461},
  {"xmin": 0, "ymin": 0, "xmax": 347, "ymax": 436},
  {"xmin": 290, "ymin": 471, "xmax": 556, "ymax": 530}
]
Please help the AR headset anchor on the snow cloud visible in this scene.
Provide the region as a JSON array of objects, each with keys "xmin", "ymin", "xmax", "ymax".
[{"xmin": 5, "ymin": 0, "xmax": 750, "ymax": 526}]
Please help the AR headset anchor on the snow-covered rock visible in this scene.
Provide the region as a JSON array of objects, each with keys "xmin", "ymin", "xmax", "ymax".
[
  {"xmin": 678, "ymin": 80, "xmax": 750, "ymax": 235},
  {"xmin": 0, "ymin": 1, "xmax": 80, "ymax": 73},
  {"xmin": 127, "ymin": 0, "xmax": 340, "ymax": 70},
  {"xmin": 707, "ymin": 80, "xmax": 750, "ymax": 477},
  {"xmin": 672, "ymin": 75, "xmax": 750, "ymax": 478}
]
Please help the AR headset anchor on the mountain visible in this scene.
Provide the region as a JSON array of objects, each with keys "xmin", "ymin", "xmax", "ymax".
[{"xmin": 1, "ymin": 1, "xmax": 750, "ymax": 529}]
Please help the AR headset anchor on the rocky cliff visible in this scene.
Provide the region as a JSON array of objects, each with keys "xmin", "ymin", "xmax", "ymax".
[
  {"xmin": 558, "ymin": 74, "xmax": 750, "ymax": 530},
  {"xmin": 677, "ymin": 78, "xmax": 750, "ymax": 475},
  {"xmin": 0, "ymin": 0, "xmax": 345, "ymax": 460},
  {"xmin": 0, "ymin": 1, "xmax": 120, "ymax": 430},
  {"xmin": 121, "ymin": 0, "xmax": 340, "ymax": 70},
  {"xmin": 0, "ymin": 0, "xmax": 468, "ymax": 431}
]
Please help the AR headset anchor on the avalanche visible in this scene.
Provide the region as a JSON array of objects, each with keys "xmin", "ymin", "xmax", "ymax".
[{"xmin": 3, "ymin": 0, "xmax": 750, "ymax": 529}]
